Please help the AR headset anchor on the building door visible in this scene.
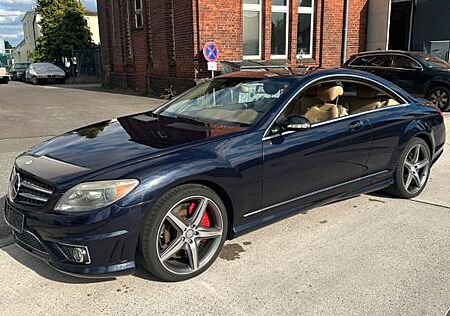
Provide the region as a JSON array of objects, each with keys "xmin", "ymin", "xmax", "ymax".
[{"xmin": 388, "ymin": 0, "xmax": 414, "ymax": 50}]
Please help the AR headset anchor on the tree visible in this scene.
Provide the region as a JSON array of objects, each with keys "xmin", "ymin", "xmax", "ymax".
[
  {"xmin": 4, "ymin": 41, "xmax": 12, "ymax": 49},
  {"xmin": 32, "ymin": 0, "xmax": 93, "ymax": 65}
]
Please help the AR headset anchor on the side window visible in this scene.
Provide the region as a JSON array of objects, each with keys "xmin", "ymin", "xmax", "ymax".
[
  {"xmin": 281, "ymin": 80, "xmax": 404, "ymax": 125},
  {"xmin": 392, "ymin": 56, "xmax": 422, "ymax": 70},
  {"xmin": 366, "ymin": 55, "xmax": 391, "ymax": 67},
  {"xmin": 340, "ymin": 81, "xmax": 402, "ymax": 115},
  {"xmin": 281, "ymin": 82, "xmax": 348, "ymax": 125},
  {"xmin": 349, "ymin": 56, "xmax": 371, "ymax": 67}
]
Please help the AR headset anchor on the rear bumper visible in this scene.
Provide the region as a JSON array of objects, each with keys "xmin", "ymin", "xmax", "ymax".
[{"xmin": 4, "ymin": 197, "xmax": 155, "ymax": 278}]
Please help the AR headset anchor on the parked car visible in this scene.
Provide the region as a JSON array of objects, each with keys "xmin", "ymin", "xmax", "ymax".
[
  {"xmin": 4, "ymin": 69, "xmax": 445, "ymax": 281},
  {"xmin": 25, "ymin": 62, "xmax": 66, "ymax": 85},
  {"xmin": 0, "ymin": 61, "xmax": 9, "ymax": 84},
  {"xmin": 9, "ymin": 63, "xmax": 31, "ymax": 81},
  {"xmin": 344, "ymin": 50, "xmax": 450, "ymax": 111}
]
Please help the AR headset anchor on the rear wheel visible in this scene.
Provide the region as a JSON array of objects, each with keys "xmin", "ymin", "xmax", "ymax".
[
  {"xmin": 427, "ymin": 86, "xmax": 450, "ymax": 111},
  {"xmin": 139, "ymin": 184, "xmax": 228, "ymax": 281},
  {"xmin": 386, "ymin": 137, "xmax": 431, "ymax": 198}
]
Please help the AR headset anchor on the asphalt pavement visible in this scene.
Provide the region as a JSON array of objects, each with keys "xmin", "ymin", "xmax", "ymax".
[{"xmin": 0, "ymin": 81, "xmax": 449, "ymax": 315}]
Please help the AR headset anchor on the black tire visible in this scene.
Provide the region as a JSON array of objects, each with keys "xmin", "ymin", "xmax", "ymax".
[
  {"xmin": 139, "ymin": 184, "xmax": 228, "ymax": 282},
  {"xmin": 385, "ymin": 137, "xmax": 431, "ymax": 199},
  {"xmin": 427, "ymin": 85, "xmax": 450, "ymax": 111},
  {"xmin": 31, "ymin": 77, "xmax": 38, "ymax": 85}
]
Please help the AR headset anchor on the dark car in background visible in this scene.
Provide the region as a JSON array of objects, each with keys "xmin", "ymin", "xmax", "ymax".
[
  {"xmin": 4, "ymin": 69, "xmax": 445, "ymax": 281},
  {"xmin": 9, "ymin": 63, "xmax": 31, "ymax": 81},
  {"xmin": 25, "ymin": 62, "xmax": 66, "ymax": 85},
  {"xmin": 345, "ymin": 51, "xmax": 450, "ymax": 111}
]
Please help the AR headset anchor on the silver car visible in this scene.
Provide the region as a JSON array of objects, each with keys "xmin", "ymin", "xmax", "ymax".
[{"xmin": 25, "ymin": 62, "xmax": 66, "ymax": 85}]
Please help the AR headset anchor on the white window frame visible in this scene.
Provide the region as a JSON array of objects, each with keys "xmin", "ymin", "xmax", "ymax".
[
  {"xmin": 297, "ymin": 1, "xmax": 314, "ymax": 59},
  {"xmin": 243, "ymin": 1, "xmax": 262, "ymax": 60},
  {"xmin": 271, "ymin": 1, "xmax": 290, "ymax": 59},
  {"xmin": 134, "ymin": 0, "xmax": 144, "ymax": 29}
]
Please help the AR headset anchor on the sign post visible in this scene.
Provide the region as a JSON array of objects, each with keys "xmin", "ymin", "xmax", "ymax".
[{"xmin": 203, "ymin": 41, "xmax": 219, "ymax": 78}]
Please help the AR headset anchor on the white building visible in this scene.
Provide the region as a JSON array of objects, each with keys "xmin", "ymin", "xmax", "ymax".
[
  {"xmin": 0, "ymin": 39, "xmax": 5, "ymax": 55},
  {"xmin": 13, "ymin": 10, "xmax": 100, "ymax": 63}
]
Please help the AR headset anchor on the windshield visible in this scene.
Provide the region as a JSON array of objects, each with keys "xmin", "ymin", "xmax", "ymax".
[
  {"xmin": 155, "ymin": 77, "xmax": 292, "ymax": 126},
  {"xmin": 416, "ymin": 53, "xmax": 450, "ymax": 70},
  {"xmin": 14, "ymin": 63, "xmax": 29, "ymax": 70},
  {"xmin": 32, "ymin": 63, "xmax": 63, "ymax": 72}
]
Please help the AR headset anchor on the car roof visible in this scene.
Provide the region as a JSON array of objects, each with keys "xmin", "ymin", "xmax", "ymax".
[{"xmin": 348, "ymin": 50, "xmax": 432, "ymax": 59}]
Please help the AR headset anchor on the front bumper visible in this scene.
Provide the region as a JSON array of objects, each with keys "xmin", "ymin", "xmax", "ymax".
[{"xmin": 4, "ymin": 197, "xmax": 154, "ymax": 278}]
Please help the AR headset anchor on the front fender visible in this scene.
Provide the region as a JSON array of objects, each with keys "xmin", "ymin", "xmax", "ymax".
[{"xmin": 96, "ymin": 131, "xmax": 264, "ymax": 223}]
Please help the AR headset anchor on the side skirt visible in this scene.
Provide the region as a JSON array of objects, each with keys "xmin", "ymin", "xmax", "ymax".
[{"xmin": 230, "ymin": 178, "xmax": 393, "ymax": 239}]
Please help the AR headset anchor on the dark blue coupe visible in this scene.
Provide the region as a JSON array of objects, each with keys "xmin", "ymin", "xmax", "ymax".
[{"xmin": 5, "ymin": 69, "xmax": 445, "ymax": 281}]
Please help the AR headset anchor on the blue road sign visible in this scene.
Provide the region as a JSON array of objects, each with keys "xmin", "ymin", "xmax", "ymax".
[{"xmin": 203, "ymin": 42, "xmax": 219, "ymax": 62}]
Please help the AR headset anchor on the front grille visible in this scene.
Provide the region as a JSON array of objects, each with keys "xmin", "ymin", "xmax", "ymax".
[
  {"xmin": 15, "ymin": 230, "xmax": 47, "ymax": 254},
  {"xmin": 11, "ymin": 169, "xmax": 53, "ymax": 207}
]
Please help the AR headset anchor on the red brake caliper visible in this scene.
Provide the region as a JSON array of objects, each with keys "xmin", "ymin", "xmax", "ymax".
[{"xmin": 188, "ymin": 202, "xmax": 211, "ymax": 227}]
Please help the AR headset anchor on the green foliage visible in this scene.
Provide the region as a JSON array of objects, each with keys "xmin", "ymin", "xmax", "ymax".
[
  {"xmin": 4, "ymin": 41, "xmax": 12, "ymax": 49},
  {"xmin": 33, "ymin": 0, "xmax": 93, "ymax": 64}
]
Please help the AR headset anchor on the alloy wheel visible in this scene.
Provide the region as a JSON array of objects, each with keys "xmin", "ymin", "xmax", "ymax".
[
  {"xmin": 156, "ymin": 196, "xmax": 224, "ymax": 275},
  {"xmin": 402, "ymin": 144, "xmax": 430, "ymax": 195},
  {"xmin": 430, "ymin": 88, "xmax": 449, "ymax": 111}
]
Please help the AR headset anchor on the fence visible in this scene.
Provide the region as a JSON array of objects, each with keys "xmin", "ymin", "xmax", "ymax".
[{"xmin": 69, "ymin": 46, "xmax": 102, "ymax": 82}]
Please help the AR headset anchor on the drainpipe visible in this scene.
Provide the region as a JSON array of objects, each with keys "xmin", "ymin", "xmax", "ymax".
[
  {"xmin": 318, "ymin": 0, "xmax": 325, "ymax": 68},
  {"xmin": 341, "ymin": 0, "xmax": 349, "ymax": 65}
]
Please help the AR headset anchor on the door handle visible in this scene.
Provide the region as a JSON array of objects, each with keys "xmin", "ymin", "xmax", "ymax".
[{"xmin": 348, "ymin": 120, "xmax": 364, "ymax": 132}]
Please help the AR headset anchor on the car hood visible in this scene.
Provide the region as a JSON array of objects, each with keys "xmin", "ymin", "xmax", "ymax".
[{"xmin": 24, "ymin": 112, "xmax": 247, "ymax": 184}]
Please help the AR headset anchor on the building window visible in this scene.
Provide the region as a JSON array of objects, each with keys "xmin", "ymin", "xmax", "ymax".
[
  {"xmin": 134, "ymin": 0, "xmax": 144, "ymax": 29},
  {"xmin": 271, "ymin": 0, "xmax": 289, "ymax": 59},
  {"xmin": 243, "ymin": 0, "xmax": 262, "ymax": 59},
  {"xmin": 297, "ymin": 0, "xmax": 314, "ymax": 59}
]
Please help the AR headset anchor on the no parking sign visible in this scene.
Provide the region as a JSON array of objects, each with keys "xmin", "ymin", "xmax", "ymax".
[
  {"xmin": 203, "ymin": 41, "xmax": 219, "ymax": 78},
  {"xmin": 203, "ymin": 41, "xmax": 219, "ymax": 62}
]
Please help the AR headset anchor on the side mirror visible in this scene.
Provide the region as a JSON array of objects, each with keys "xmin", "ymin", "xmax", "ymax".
[{"xmin": 273, "ymin": 114, "xmax": 311, "ymax": 134}]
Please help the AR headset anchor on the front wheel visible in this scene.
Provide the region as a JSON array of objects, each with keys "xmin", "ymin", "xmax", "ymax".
[
  {"xmin": 386, "ymin": 137, "xmax": 431, "ymax": 199},
  {"xmin": 139, "ymin": 184, "xmax": 228, "ymax": 282},
  {"xmin": 427, "ymin": 86, "xmax": 450, "ymax": 111}
]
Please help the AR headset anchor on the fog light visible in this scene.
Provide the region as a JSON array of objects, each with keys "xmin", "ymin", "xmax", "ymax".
[
  {"xmin": 72, "ymin": 247, "xmax": 88, "ymax": 263},
  {"xmin": 57, "ymin": 243, "xmax": 91, "ymax": 264}
]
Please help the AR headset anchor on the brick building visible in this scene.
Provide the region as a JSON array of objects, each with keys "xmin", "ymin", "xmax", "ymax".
[{"xmin": 97, "ymin": 0, "xmax": 368, "ymax": 93}]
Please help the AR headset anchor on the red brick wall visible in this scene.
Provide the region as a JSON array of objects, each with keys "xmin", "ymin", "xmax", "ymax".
[
  {"xmin": 196, "ymin": 0, "xmax": 243, "ymax": 76},
  {"xmin": 346, "ymin": 0, "xmax": 368, "ymax": 60},
  {"xmin": 97, "ymin": 0, "xmax": 369, "ymax": 93}
]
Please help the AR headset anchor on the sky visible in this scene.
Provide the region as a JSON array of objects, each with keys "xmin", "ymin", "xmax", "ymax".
[{"xmin": 0, "ymin": 0, "xmax": 97, "ymax": 47}]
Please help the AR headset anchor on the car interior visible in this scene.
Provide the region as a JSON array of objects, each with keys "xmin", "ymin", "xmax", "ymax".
[{"xmin": 284, "ymin": 81, "xmax": 401, "ymax": 124}]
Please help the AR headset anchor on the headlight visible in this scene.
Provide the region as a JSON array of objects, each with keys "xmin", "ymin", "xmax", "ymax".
[{"xmin": 54, "ymin": 179, "xmax": 139, "ymax": 212}]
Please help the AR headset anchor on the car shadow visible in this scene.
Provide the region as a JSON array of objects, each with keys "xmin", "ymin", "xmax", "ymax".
[
  {"xmin": 1, "ymin": 245, "xmax": 117, "ymax": 284},
  {"xmin": 0, "ymin": 196, "xmax": 116, "ymax": 284}
]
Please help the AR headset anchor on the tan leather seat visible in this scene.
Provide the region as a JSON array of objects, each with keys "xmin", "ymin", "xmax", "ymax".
[
  {"xmin": 285, "ymin": 86, "xmax": 321, "ymax": 116},
  {"xmin": 383, "ymin": 98, "xmax": 400, "ymax": 106},
  {"xmin": 304, "ymin": 105, "xmax": 339, "ymax": 124},
  {"xmin": 346, "ymin": 86, "xmax": 382, "ymax": 114}
]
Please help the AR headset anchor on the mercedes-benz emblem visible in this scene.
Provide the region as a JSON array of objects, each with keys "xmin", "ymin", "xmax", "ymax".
[{"xmin": 9, "ymin": 171, "xmax": 21, "ymax": 201}]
